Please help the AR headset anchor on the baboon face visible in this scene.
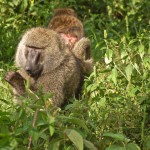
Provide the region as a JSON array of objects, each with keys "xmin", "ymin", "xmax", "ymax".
[
  {"xmin": 25, "ymin": 46, "xmax": 44, "ymax": 78},
  {"xmin": 16, "ymin": 28, "xmax": 66, "ymax": 79}
]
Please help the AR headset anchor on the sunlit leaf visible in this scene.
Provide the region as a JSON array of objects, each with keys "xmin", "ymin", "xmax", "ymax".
[
  {"xmin": 104, "ymin": 30, "xmax": 108, "ymax": 38},
  {"xmin": 105, "ymin": 49, "xmax": 113, "ymax": 64},
  {"xmin": 50, "ymin": 141, "xmax": 60, "ymax": 150},
  {"xmin": 126, "ymin": 143, "xmax": 141, "ymax": 150},
  {"xmin": 133, "ymin": 63, "xmax": 141, "ymax": 74},
  {"xmin": 29, "ymin": 130, "xmax": 40, "ymax": 142},
  {"xmin": 121, "ymin": 50, "xmax": 128, "ymax": 59},
  {"xmin": 65, "ymin": 129, "xmax": 83, "ymax": 150},
  {"xmin": 144, "ymin": 136, "xmax": 150, "ymax": 150},
  {"xmin": 138, "ymin": 44, "xmax": 145, "ymax": 59},
  {"xmin": 49, "ymin": 138, "xmax": 62, "ymax": 150},
  {"xmin": 20, "ymin": 0, "xmax": 28, "ymax": 12},
  {"xmin": 106, "ymin": 145, "xmax": 125, "ymax": 150},
  {"xmin": 84, "ymin": 139, "xmax": 98, "ymax": 150},
  {"xmin": 111, "ymin": 67, "xmax": 118, "ymax": 85},
  {"xmin": 99, "ymin": 97, "xmax": 106, "ymax": 107},
  {"xmin": 103, "ymin": 132, "xmax": 129, "ymax": 142},
  {"xmin": 49, "ymin": 125, "xmax": 55, "ymax": 137},
  {"xmin": 0, "ymin": 82, "xmax": 9, "ymax": 90},
  {"xmin": 10, "ymin": 138, "xmax": 18, "ymax": 149},
  {"xmin": 125, "ymin": 64, "xmax": 133, "ymax": 81},
  {"xmin": 127, "ymin": 83, "xmax": 138, "ymax": 97},
  {"xmin": 49, "ymin": 116, "xmax": 55, "ymax": 136},
  {"xmin": 58, "ymin": 116, "xmax": 89, "ymax": 132}
]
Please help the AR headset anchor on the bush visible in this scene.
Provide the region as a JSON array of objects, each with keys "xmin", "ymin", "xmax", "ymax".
[{"xmin": 0, "ymin": 0, "xmax": 150, "ymax": 149}]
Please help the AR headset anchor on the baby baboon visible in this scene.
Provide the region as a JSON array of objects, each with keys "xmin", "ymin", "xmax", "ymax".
[
  {"xmin": 48, "ymin": 8, "xmax": 93, "ymax": 74},
  {"xmin": 5, "ymin": 27, "xmax": 90, "ymax": 107},
  {"xmin": 48, "ymin": 8, "xmax": 84, "ymax": 50}
]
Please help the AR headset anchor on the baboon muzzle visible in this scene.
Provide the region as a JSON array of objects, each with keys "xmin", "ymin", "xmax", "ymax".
[{"xmin": 25, "ymin": 48, "xmax": 43, "ymax": 78}]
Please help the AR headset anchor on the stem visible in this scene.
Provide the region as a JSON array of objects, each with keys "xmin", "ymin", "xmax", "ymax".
[{"xmin": 27, "ymin": 109, "xmax": 39, "ymax": 150}]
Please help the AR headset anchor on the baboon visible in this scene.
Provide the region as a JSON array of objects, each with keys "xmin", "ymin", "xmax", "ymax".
[
  {"xmin": 48, "ymin": 8, "xmax": 84, "ymax": 51},
  {"xmin": 48, "ymin": 8, "xmax": 93, "ymax": 74},
  {"xmin": 5, "ymin": 27, "xmax": 90, "ymax": 107}
]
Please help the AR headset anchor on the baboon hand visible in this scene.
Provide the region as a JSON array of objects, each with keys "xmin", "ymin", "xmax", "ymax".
[
  {"xmin": 4, "ymin": 71, "xmax": 25, "ymax": 88},
  {"xmin": 72, "ymin": 37, "xmax": 91, "ymax": 60}
]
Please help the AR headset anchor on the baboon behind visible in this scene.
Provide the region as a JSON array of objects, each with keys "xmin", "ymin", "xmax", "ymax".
[
  {"xmin": 48, "ymin": 8, "xmax": 84, "ymax": 50},
  {"xmin": 48, "ymin": 8, "xmax": 93, "ymax": 74},
  {"xmin": 5, "ymin": 27, "xmax": 91, "ymax": 107}
]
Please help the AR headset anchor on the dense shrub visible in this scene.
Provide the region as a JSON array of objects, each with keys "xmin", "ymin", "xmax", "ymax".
[{"xmin": 0, "ymin": 0, "xmax": 150, "ymax": 149}]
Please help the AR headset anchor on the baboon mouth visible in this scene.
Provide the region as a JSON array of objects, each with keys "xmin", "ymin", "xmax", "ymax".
[{"xmin": 26, "ymin": 69, "xmax": 43, "ymax": 79}]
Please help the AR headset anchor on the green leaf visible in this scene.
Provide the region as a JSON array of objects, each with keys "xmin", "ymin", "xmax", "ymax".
[
  {"xmin": 65, "ymin": 129, "xmax": 83, "ymax": 150},
  {"xmin": 144, "ymin": 136, "xmax": 150, "ymax": 150},
  {"xmin": 125, "ymin": 64, "xmax": 133, "ymax": 81},
  {"xmin": 103, "ymin": 132, "xmax": 129, "ymax": 142},
  {"xmin": 29, "ymin": 130, "xmax": 40, "ymax": 142},
  {"xmin": 0, "ymin": 98, "xmax": 9, "ymax": 104},
  {"xmin": 127, "ymin": 84, "xmax": 138, "ymax": 97},
  {"xmin": 10, "ymin": 138, "xmax": 18, "ymax": 149},
  {"xmin": 104, "ymin": 30, "xmax": 108, "ymax": 38},
  {"xmin": 87, "ymin": 84, "xmax": 98, "ymax": 92},
  {"xmin": 49, "ymin": 138, "xmax": 62, "ymax": 150},
  {"xmin": 106, "ymin": 145, "xmax": 126, "ymax": 150},
  {"xmin": 20, "ymin": 0, "xmax": 28, "ymax": 12},
  {"xmin": 84, "ymin": 139, "xmax": 98, "ymax": 150},
  {"xmin": 99, "ymin": 97, "xmax": 106, "ymax": 107},
  {"xmin": 58, "ymin": 116, "xmax": 89, "ymax": 132},
  {"xmin": 121, "ymin": 50, "xmax": 128, "ymax": 59},
  {"xmin": 105, "ymin": 49, "xmax": 113, "ymax": 64},
  {"xmin": 49, "ymin": 125, "xmax": 55, "ymax": 137},
  {"xmin": 133, "ymin": 63, "xmax": 141, "ymax": 74},
  {"xmin": 0, "ymin": 82, "xmax": 9, "ymax": 90},
  {"xmin": 138, "ymin": 44, "xmax": 145, "ymax": 59},
  {"xmin": 49, "ymin": 141, "xmax": 60, "ymax": 150},
  {"xmin": 49, "ymin": 116, "xmax": 55, "ymax": 136},
  {"xmin": 126, "ymin": 143, "xmax": 141, "ymax": 150},
  {"xmin": 111, "ymin": 67, "xmax": 118, "ymax": 85}
]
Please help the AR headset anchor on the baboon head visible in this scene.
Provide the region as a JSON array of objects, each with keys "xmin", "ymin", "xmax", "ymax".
[{"xmin": 16, "ymin": 27, "xmax": 66, "ymax": 79}]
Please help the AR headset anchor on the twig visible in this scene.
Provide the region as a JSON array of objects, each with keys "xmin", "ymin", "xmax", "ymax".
[{"xmin": 27, "ymin": 109, "xmax": 39, "ymax": 150}]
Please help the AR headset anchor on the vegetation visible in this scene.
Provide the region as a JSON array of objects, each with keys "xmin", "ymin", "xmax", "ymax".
[{"xmin": 0, "ymin": 0, "xmax": 150, "ymax": 149}]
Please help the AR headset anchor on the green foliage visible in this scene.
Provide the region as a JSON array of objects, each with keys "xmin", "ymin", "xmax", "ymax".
[
  {"xmin": 83, "ymin": 29, "xmax": 150, "ymax": 149},
  {"xmin": 0, "ymin": 0, "xmax": 150, "ymax": 149}
]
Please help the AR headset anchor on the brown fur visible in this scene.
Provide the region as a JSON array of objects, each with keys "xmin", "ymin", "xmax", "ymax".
[
  {"xmin": 48, "ymin": 8, "xmax": 84, "ymax": 40},
  {"xmin": 52, "ymin": 8, "xmax": 77, "ymax": 17}
]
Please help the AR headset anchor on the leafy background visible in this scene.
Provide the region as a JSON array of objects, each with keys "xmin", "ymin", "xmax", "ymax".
[{"xmin": 0, "ymin": 0, "xmax": 150, "ymax": 149}]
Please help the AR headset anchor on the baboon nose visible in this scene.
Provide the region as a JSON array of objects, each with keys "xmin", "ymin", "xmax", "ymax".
[{"xmin": 25, "ymin": 67, "xmax": 32, "ymax": 75}]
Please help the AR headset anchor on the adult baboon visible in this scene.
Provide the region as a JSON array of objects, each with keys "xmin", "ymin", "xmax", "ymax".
[{"xmin": 5, "ymin": 27, "xmax": 91, "ymax": 107}]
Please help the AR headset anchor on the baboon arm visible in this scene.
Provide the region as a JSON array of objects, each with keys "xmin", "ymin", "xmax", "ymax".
[
  {"xmin": 44, "ymin": 86, "xmax": 65, "ymax": 107},
  {"xmin": 34, "ymin": 74, "xmax": 65, "ymax": 107},
  {"xmin": 48, "ymin": 81, "xmax": 65, "ymax": 107},
  {"xmin": 52, "ymin": 91, "xmax": 64, "ymax": 107}
]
